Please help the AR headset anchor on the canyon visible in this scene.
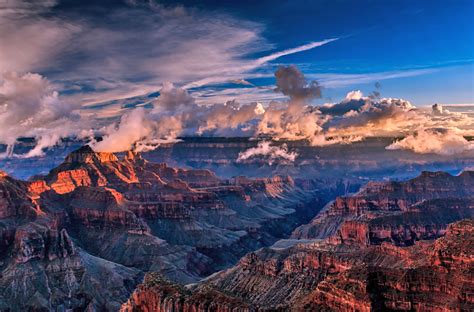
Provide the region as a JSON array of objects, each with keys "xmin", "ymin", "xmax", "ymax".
[
  {"xmin": 0, "ymin": 145, "xmax": 339, "ymax": 310},
  {"xmin": 121, "ymin": 171, "xmax": 474, "ymax": 311},
  {"xmin": 0, "ymin": 143, "xmax": 472, "ymax": 311},
  {"xmin": 122, "ymin": 219, "xmax": 473, "ymax": 311}
]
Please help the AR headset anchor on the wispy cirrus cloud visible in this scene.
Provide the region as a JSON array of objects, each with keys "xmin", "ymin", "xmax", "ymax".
[
  {"xmin": 0, "ymin": 1, "xmax": 78, "ymax": 74},
  {"xmin": 182, "ymin": 38, "xmax": 338, "ymax": 88},
  {"xmin": 256, "ymin": 39, "xmax": 338, "ymax": 64},
  {"xmin": 0, "ymin": 0, "xmax": 338, "ymax": 107},
  {"xmin": 0, "ymin": 1, "xmax": 262, "ymax": 97},
  {"xmin": 308, "ymin": 68, "xmax": 437, "ymax": 88}
]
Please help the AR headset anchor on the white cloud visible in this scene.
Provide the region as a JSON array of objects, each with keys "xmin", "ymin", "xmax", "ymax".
[
  {"xmin": 0, "ymin": 72, "xmax": 85, "ymax": 156},
  {"xmin": 93, "ymin": 83, "xmax": 267, "ymax": 152},
  {"xmin": 93, "ymin": 107, "xmax": 153, "ymax": 153},
  {"xmin": 91, "ymin": 66, "xmax": 474, "ymax": 153},
  {"xmin": 344, "ymin": 90, "xmax": 363, "ymax": 101},
  {"xmin": 237, "ymin": 141, "xmax": 298, "ymax": 164},
  {"xmin": 182, "ymin": 38, "xmax": 338, "ymax": 89},
  {"xmin": 254, "ymin": 38, "xmax": 338, "ymax": 65},
  {"xmin": 386, "ymin": 129, "xmax": 474, "ymax": 155},
  {"xmin": 1, "ymin": 2, "xmax": 269, "ymax": 102},
  {"xmin": 0, "ymin": 1, "xmax": 78, "ymax": 73},
  {"xmin": 1, "ymin": 2, "xmax": 471, "ymax": 157},
  {"xmin": 0, "ymin": 1, "xmax": 340, "ymax": 110}
]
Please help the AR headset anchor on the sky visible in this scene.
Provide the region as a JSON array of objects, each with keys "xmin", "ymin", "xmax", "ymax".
[
  {"xmin": 0, "ymin": 0, "xmax": 473, "ymax": 156},
  {"xmin": 1, "ymin": 0, "xmax": 473, "ymax": 106}
]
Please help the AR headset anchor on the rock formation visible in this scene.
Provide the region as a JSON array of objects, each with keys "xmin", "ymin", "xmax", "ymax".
[
  {"xmin": 2, "ymin": 145, "xmax": 473, "ymax": 311},
  {"xmin": 292, "ymin": 171, "xmax": 474, "ymax": 246},
  {"xmin": 123, "ymin": 219, "xmax": 473, "ymax": 311},
  {"xmin": 0, "ymin": 146, "xmax": 332, "ymax": 310},
  {"xmin": 120, "ymin": 170, "xmax": 474, "ymax": 311}
]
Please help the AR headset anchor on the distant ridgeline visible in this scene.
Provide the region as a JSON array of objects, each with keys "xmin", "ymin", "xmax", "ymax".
[{"xmin": 0, "ymin": 136, "xmax": 473, "ymax": 181}]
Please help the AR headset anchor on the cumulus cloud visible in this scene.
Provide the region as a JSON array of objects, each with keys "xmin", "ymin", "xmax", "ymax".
[
  {"xmin": 153, "ymin": 82, "xmax": 196, "ymax": 112},
  {"xmin": 432, "ymin": 103, "xmax": 446, "ymax": 115},
  {"xmin": 0, "ymin": 72, "xmax": 86, "ymax": 157},
  {"xmin": 92, "ymin": 68, "xmax": 474, "ymax": 155},
  {"xmin": 344, "ymin": 90, "xmax": 363, "ymax": 101},
  {"xmin": 386, "ymin": 129, "xmax": 474, "ymax": 155},
  {"xmin": 99, "ymin": 68, "xmax": 336, "ymax": 152},
  {"xmin": 323, "ymin": 96, "xmax": 423, "ymax": 137},
  {"xmin": 237, "ymin": 141, "xmax": 298, "ymax": 165},
  {"xmin": 93, "ymin": 108, "xmax": 153, "ymax": 153},
  {"xmin": 257, "ymin": 100, "xmax": 326, "ymax": 143},
  {"xmin": 16, "ymin": 133, "xmax": 61, "ymax": 158},
  {"xmin": 274, "ymin": 65, "xmax": 322, "ymax": 100},
  {"xmin": 93, "ymin": 83, "xmax": 267, "ymax": 152},
  {"xmin": 0, "ymin": 65, "xmax": 464, "ymax": 158}
]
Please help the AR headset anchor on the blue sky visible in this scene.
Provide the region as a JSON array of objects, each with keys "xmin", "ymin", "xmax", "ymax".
[
  {"xmin": 0, "ymin": 0, "xmax": 473, "ymax": 155},
  {"xmin": 182, "ymin": 0, "xmax": 474, "ymax": 106},
  {"xmin": 1, "ymin": 0, "xmax": 473, "ymax": 109}
]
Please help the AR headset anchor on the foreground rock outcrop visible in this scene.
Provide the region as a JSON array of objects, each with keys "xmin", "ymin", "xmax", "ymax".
[
  {"xmin": 0, "ymin": 172, "xmax": 142, "ymax": 311},
  {"xmin": 121, "ymin": 273, "xmax": 253, "ymax": 312}
]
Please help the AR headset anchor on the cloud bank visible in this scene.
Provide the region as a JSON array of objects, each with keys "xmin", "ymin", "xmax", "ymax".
[
  {"xmin": 386, "ymin": 129, "xmax": 474, "ymax": 155},
  {"xmin": 94, "ymin": 66, "xmax": 473, "ymax": 156}
]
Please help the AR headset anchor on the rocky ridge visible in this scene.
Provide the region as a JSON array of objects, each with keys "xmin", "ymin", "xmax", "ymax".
[
  {"xmin": 0, "ymin": 146, "xmax": 333, "ymax": 310},
  {"xmin": 122, "ymin": 219, "xmax": 473, "ymax": 311},
  {"xmin": 292, "ymin": 171, "xmax": 474, "ymax": 246},
  {"xmin": 120, "ymin": 170, "xmax": 474, "ymax": 311}
]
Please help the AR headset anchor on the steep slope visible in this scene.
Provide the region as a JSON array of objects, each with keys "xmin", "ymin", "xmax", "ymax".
[
  {"xmin": 38, "ymin": 146, "xmax": 334, "ymax": 273},
  {"xmin": 0, "ymin": 146, "xmax": 337, "ymax": 311},
  {"xmin": 299, "ymin": 219, "xmax": 474, "ymax": 311},
  {"xmin": 292, "ymin": 171, "xmax": 474, "ymax": 245},
  {"xmin": 122, "ymin": 219, "xmax": 473, "ymax": 311},
  {"xmin": 121, "ymin": 273, "xmax": 253, "ymax": 312},
  {"xmin": 0, "ymin": 172, "xmax": 143, "ymax": 311},
  {"xmin": 120, "ymin": 171, "xmax": 474, "ymax": 311}
]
